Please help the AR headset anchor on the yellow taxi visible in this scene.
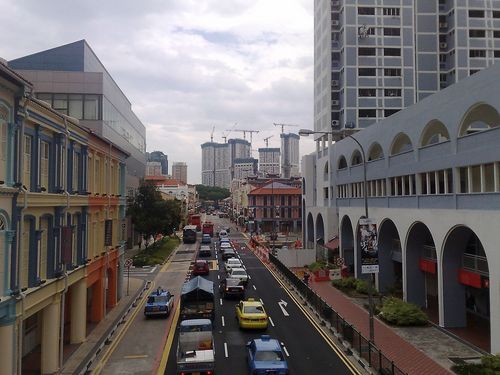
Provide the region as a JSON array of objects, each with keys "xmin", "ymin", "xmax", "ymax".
[{"xmin": 235, "ymin": 298, "xmax": 268, "ymax": 329}]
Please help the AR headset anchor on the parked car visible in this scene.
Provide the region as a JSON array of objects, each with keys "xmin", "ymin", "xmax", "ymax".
[
  {"xmin": 235, "ymin": 298, "xmax": 268, "ymax": 329},
  {"xmin": 144, "ymin": 287, "xmax": 174, "ymax": 318},
  {"xmin": 227, "ymin": 267, "xmax": 248, "ymax": 284},
  {"xmin": 224, "ymin": 258, "xmax": 243, "ymax": 272},
  {"xmin": 222, "ymin": 248, "xmax": 237, "ymax": 261},
  {"xmin": 201, "ymin": 234, "xmax": 212, "ymax": 244},
  {"xmin": 192, "ymin": 260, "xmax": 210, "ymax": 276},
  {"xmin": 219, "ymin": 277, "xmax": 245, "ymax": 299},
  {"xmin": 199, "ymin": 245, "xmax": 211, "ymax": 257},
  {"xmin": 246, "ymin": 335, "xmax": 289, "ymax": 375}
]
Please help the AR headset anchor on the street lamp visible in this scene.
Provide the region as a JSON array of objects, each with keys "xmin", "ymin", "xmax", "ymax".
[{"xmin": 299, "ymin": 127, "xmax": 375, "ymax": 344}]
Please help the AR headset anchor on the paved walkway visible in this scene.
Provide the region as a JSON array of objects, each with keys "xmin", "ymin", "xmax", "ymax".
[
  {"xmin": 61, "ymin": 277, "xmax": 146, "ymax": 374},
  {"xmin": 303, "ymin": 278, "xmax": 484, "ymax": 375}
]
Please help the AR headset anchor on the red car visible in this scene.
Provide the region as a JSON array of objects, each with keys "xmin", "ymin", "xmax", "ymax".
[{"xmin": 192, "ymin": 260, "xmax": 210, "ymax": 276}]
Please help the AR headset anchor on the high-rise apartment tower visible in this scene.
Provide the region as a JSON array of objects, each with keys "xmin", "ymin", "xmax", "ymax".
[{"xmin": 314, "ymin": 0, "xmax": 500, "ymax": 133}]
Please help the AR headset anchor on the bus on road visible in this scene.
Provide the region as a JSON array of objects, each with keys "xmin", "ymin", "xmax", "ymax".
[{"xmin": 183, "ymin": 225, "xmax": 197, "ymax": 244}]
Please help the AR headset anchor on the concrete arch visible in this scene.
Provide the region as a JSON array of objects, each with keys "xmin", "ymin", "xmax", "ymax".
[
  {"xmin": 390, "ymin": 132, "xmax": 413, "ymax": 155},
  {"xmin": 306, "ymin": 212, "xmax": 314, "ymax": 245},
  {"xmin": 340, "ymin": 215, "xmax": 354, "ymax": 276},
  {"xmin": 441, "ymin": 225, "xmax": 490, "ymax": 351},
  {"xmin": 405, "ymin": 221, "xmax": 437, "ymax": 309},
  {"xmin": 458, "ymin": 102, "xmax": 500, "ymax": 137},
  {"xmin": 0, "ymin": 209, "xmax": 11, "ymax": 229},
  {"xmin": 367, "ymin": 142, "xmax": 384, "ymax": 161},
  {"xmin": 315, "ymin": 213, "xmax": 325, "ymax": 246},
  {"xmin": 377, "ymin": 218, "xmax": 402, "ymax": 294},
  {"xmin": 420, "ymin": 119, "xmax": 450, "ymax": 147},
  {"xmin": 338, "ymin": 155, "xmax": 347, "ymax": 169},
  {"xmin": 351, "ymin": 149, "xmax": 363, "ymax": 166}
]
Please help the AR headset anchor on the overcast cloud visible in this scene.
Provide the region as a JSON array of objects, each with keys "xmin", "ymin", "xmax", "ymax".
[{"xmin": 1, "ymin": 0, "xmax": 315, "ymax": 183}]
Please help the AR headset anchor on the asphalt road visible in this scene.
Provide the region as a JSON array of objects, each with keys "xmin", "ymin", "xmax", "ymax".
[{"xmin": 165, "ymin": 215, "xmax": 355, "ymax": 375}]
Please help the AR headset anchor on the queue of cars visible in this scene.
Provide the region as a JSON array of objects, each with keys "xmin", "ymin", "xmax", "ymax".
[{"xmin": 153, "ymin": 219, "xmax": 289, "ymax": 374}]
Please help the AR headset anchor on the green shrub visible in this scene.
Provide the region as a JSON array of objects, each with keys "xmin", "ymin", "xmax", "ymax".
[
  {"xmin": 452, "ymin": 354, "xmax": 500, "ymax": 375},
  {"xmin": 307, "ymin": 262, "xmax": 324, "ymax": 272},
  {"xmin": 354, "ymin": 278, "xmax": 377, "ymax": 295},
  {"xmin": 332, "ymin": 277, "xmax": 358, "ymax": 291},
  {"xmin": 379, "ymin": 297, "xmax": 428, "ymax": 326}
]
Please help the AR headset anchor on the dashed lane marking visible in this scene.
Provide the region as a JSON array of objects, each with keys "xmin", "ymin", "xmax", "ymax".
[
  {"xmin": 268, "ymin": 316, "xmax": 275, "ymax": 327},
  {"xmin": 224, "ymin": 342, "xmax": 229, "ymax": 358}
]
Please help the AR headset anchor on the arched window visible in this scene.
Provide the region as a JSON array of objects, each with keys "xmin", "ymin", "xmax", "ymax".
[
  {"xmin": 367, "ymin": 142, "xmax": 384, "ymax": 161},
  {"xmin": 338, "ymin": 156, "xmax": 347, "ymax": 169},
  {"xmin": 458, "ymin": 103, "xmax": 500, "ymax": 137},
  {"xmin": 390, "ymin": 133, "xmax": 413, "ymax": 155},
  {"xmin": 420, "ymin": 120, "xmax": 450, "ymax": 146},
  {"xmin": 351, "ymin": 150, "xmax": 363, "ymax": 166}
]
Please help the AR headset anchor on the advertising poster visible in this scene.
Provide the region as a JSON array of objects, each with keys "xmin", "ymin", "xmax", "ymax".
[{"xmin": 359, "ymin": 218, "xmax": 379, "ymax": 274}]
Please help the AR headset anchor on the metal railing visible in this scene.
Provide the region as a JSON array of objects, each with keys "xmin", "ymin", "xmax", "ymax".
[{"xmin": 269, "ymin": 253, "xmax": 407, "ymax": 375}]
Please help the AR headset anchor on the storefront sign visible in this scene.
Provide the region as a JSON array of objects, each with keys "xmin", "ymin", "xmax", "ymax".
[{"xmin": 359, "ymin": 218, "xmax": 379, "ymax": 274}]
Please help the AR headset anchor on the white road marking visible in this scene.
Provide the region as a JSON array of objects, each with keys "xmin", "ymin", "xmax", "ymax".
[
  {"xmin": 259, "ymin": 298, "xmax": 264, "ymax": 305},
  {"xmin": 248, "ymin": 275, "xmax": 251, "ymax": 280},
  {"xmin": 220, "ymin": 298, "xmax": 223, "ymax": 306},
  {"xmin": 224, "ymin": 342, "xmax": 229, "ymax": 358},
  {"xmin": 217, "ymin": 274, "xmax": 220, "ymax": 280},
  {"xmin": 252, "ymin": 285, "xmax": 257, "ymax": 291},
  {"xmin": 222, "ymin": 315, "xmax": 225, "ymax": 327},
  {"xmin": 268, "ymin": 316, "xmax": 275, "ymax": 327},
  {"xmin": 278, "ymin": 300, "xmax": 290, "ymax": 317},
  {"xmin": 282, "ymin": 344, "xmax": 290, "ymax": 357}
]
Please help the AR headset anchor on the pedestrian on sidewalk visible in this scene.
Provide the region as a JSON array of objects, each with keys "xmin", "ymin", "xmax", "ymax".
[{"xmin": 303, "ymin": 272, "xmax": 310, "ymax": 286}]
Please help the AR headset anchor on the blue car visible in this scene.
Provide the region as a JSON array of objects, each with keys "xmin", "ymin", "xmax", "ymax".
[
  {"xmin": 246, "ymin": 335, "xmax": 289, "ymax": 375},
  {"xmin": 144, "ymin": 288, "xmax": 174, "ymax": 318},
  {"xmin": 201, "ymin": 234, "xmax": 212, "ymax": 244}
]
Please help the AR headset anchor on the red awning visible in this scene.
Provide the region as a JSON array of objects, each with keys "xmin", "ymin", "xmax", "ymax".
[{"xmin": 325, "ymin": 237, "xmax": 339, "ymax": 250}]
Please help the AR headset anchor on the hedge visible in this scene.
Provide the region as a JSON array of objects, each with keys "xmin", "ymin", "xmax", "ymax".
[{"xmin": 379, "ymin": 297, "xmax": 428, "ymax": 326}]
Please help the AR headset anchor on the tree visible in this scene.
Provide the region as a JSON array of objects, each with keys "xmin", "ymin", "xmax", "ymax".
[
  {"xmin": 127, "ymin": 181, "xmax": 181, "ymax": 247},
  {"xmin": 196, "ymin": 184, "xmax": 230, "ymax": 201}
]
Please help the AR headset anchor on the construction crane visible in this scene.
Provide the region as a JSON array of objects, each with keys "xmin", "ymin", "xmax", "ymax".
[
  {"xmin": 273, "ymin": 122, "xmax": 300, "ymax": 134},
  {"xmin": 222, "ymin": 122, "xmax": 237, "ymax": 143},
  {"xmin": 231, "ymin": 129, "xmax": 260, "ymax": 145},
  {"xmin": 263, "ymin": 135, "xmax": 274, "ymax": 147},
  {"xmin": 210, "ymin": 125, "xmax": 215, "ymax": 142}
]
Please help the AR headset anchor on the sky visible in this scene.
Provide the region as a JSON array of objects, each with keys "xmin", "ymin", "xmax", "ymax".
[{"xmin": 1, "ymin": 0, "xmax": 316, "ymax": 184}]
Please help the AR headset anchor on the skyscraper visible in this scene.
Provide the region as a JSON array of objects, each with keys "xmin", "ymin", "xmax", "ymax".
[
  {"xmin": 314, "ymin": 1, "xmax": 500, "ymax": 133},
  {"xmin": 201, "ymin": 138, "xmax": 251, "ymax": 188},
  {"xmin": 258, "ymin": 147, "xmax": 280, "ymax": 176},
  {"xmin": 280, "ymin": 133, "xmax": 300, "ymax": 178},
  {"xmin": 147, "ymin": 151, "xmax": 169, "ymax": 175},
  {"xmin": 172, "ymin": 162, "xmax": 188, "ymax": 184}
]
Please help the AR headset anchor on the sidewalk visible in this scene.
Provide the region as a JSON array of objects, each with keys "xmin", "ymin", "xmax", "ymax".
[
  {"xmin": 307, "ymin": 278, "xmax": 483, "ymax": 374},
  {"xmin": 61, "ymin": 277, "xmax": 146, "ymax": 374}
]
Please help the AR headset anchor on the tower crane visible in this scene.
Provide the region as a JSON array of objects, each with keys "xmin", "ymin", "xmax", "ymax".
[
  {"xmin": 223, "ymin": 122, "xmax": 237, "ymax": 143},
  {"xmin": 228, "ymin": 129, "xmax": 260, "ymax": 145},
  {"xmin": 263, "ymin": 135, "xmax": 274, "ymax": 147},
  {"xmin": 210, "ymin": 125, "xmax": 215, "ymax": 142},
  {"xmin": 273, "ymin": 122, "xmax": 300, "ymax": 134}
]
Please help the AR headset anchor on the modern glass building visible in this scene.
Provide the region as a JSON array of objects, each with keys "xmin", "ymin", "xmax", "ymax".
[
  {"xmin": 314, "ymin": 0, "xmax": 500, "ymax": 132},
  {"xmin": 8, "ymin": 40, "xmax": 146, "ymax": 195}
]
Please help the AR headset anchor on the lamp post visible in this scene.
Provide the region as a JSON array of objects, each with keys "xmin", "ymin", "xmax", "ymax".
[{"xmin": 299, "ymin": 127, "xmax": 375, "ymax": 344}]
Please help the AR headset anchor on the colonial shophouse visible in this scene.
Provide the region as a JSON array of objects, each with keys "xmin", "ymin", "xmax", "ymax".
[
  {"xmin": 302, "ymin": 63, "xmax": 500, "ymax": 353},
  {"xmin": 0, "ymin": 62, "xmax": 128, "ymax": 374},
  {"xmin": 248, "ymin": 181, "xmax": 302, "ymax": 234}
]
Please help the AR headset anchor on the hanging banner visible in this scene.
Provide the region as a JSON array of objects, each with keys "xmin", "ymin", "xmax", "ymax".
[{"xmin": 359, "ymin": 218, "xmax": 379, "ymax": 274}]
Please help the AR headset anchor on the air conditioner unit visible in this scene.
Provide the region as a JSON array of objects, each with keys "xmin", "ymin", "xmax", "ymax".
[
  {"xmin": 331, "ymin": 100, "xmax": 340, "ymax": 106},
  {"xmin": 331, "ymin": 120, "xmax": 340, "ymax": 127},
  {"xmin": 440, "ymin": 42, "xmax": 447, "ymax": 48},
  {"xmin": 345, "ymin": 122, "xmax": 356, "ymax": 129},
  {"xmin": 439, "ymin": 22, "xmax": 448, "ymax": 28},
  {"xmin": 331, "ymin": 80, "xmax": 339, "ymax": 86}
]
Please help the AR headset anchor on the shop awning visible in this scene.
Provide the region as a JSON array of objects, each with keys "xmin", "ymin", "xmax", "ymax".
[{"xmin": 325, "ymin": 237, "xmax": 339, "ymax": 250}]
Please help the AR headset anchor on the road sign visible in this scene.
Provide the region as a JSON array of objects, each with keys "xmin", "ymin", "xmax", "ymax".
[{"xmin": 124, "ymin": 258, "xmax": 133, "ymax": 268}]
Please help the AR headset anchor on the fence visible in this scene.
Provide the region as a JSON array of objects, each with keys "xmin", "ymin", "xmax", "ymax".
[{"xmin": 269, "ymin": 253, "xmax": 407, "ymax": 375}]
